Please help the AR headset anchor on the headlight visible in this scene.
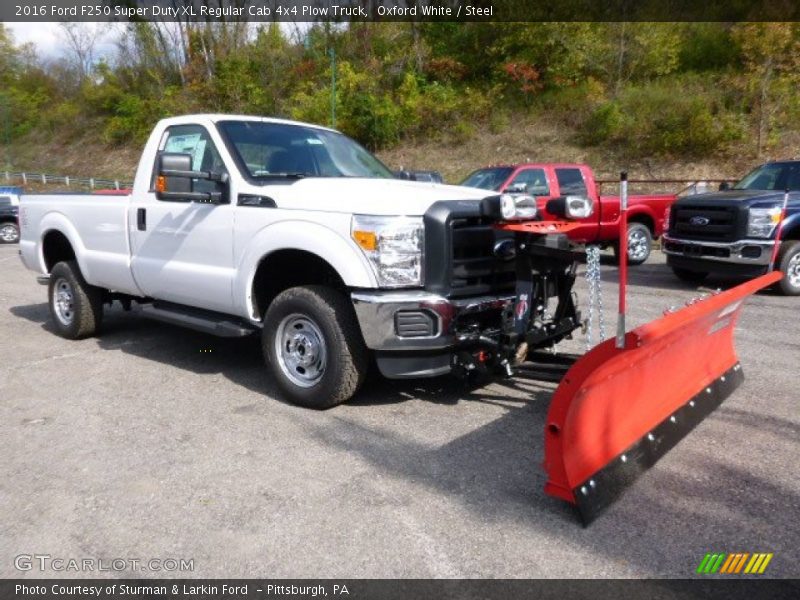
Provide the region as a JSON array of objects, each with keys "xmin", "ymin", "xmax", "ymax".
[
  {"xmin": 480, "ymin": 194, "xmax": 538, "ymax": 221},
  {"xmin": 351, "ymin": 215, "xmax": 424, "ymax": 288},
  {"xmin": 500, "ymin": 194, "xmax": 516, "ymax": 219},
  {"xmin": 546, "ymin": 195, "xmax": 594, "ymax": 219},
  {"xmin": 565, "ymin": 195, "xmax": 594, "ymax": 219},
  {"xmin": 747, "ymin": 207, "xmax": 781, "ymax": 238}
]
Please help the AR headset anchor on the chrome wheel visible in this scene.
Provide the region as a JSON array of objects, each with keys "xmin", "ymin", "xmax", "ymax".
[
  {"xmin": 53, "ymin": 278, "xmax": 75, "ymax": 326},
  {"xmin": 787, "ymin": 252, "xmax": 800, "ymax": 289},
  {"xmin": 628, "ymin": 228, "xmax": 649, "ymax": 262},
  {"xmin": 0, "ymin": 223, "xmax": 18, "ymax": 243},
  {"xmin": 274, "ymin": 313, "xmax": 327, "ymax": 388}
]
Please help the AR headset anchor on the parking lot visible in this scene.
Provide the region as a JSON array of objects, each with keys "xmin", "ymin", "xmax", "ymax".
[{"xmin": 1, "ymin": 242, "xmax": 798, "ymax": 578}]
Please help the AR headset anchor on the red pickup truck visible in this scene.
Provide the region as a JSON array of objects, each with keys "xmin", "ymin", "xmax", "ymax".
[{"xmin": 460, "ymin": 163, "xmax": 676, "ymax": 264}]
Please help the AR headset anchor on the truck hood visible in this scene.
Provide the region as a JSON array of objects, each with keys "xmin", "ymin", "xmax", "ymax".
[
  {"xmin": 243, "ymin": 177, "xmax": 490, "ymax": 215},
  {"xmin": 677, "ymin": 189, "xmax": 796, "ymax": 208}
]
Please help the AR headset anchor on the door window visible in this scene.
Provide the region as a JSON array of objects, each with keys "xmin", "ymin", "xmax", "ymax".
[
  {"xmin": 555, "ymin": 168, "xmax": 588, "ymax": 196},
  {"xmin": 155, "ymin": 125, "xmax": 227, "ymax": 195},
  {"xmin": 509, "ymin": 168, "xmax": 550, "ymax": 196}
]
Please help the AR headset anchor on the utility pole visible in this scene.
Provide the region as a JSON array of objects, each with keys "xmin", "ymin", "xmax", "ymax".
[
  {"xmin": 329, "ymin": 47, "xmax": 336, "ymax": 129},
  {"xmin": 0, "ymin": 93, "xmax": 9, "ymax": 170},
  {"xmin": 303, "ymin": 34, "xmax": 337, "ymax": 129}
]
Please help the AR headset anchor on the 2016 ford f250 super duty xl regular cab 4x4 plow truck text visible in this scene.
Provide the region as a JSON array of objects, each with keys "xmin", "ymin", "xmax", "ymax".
[{"xmin": 18, "ymin": 115, "xmax": 779, "ymax": 523}]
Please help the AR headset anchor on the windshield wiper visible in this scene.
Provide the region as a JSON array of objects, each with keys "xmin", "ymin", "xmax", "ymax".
[{"xmin": 253, "ymin": 172, "xmax": 310, "ymax": 179}]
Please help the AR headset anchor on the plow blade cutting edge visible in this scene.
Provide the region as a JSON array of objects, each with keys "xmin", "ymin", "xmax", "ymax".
[{"xmin": 543, "ymin": 271, "xmax": 781, "ymax": 524}]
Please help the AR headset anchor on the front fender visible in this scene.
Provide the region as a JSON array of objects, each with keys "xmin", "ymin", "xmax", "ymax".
[
  {"xmin": 234, "ymin": 219, "xmax": 378, "ymax": 321},
  {"xmin": 778, "ymin": 210, "xmax": 800, "ymax": 240}
]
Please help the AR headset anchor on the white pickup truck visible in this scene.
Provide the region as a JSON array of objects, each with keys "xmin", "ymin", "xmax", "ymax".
[{"xmin": 19, "ymin": 114, "xmax": 590, "ymax": 408}]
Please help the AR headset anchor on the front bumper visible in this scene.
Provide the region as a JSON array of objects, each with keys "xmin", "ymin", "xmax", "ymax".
[
  {"xmin": 662, "ymin": 235, "xmax": 774, "ymax": 266},
  {"xmin": 351, "ymin": 290, "xmax": 514, "ymax": 352}
]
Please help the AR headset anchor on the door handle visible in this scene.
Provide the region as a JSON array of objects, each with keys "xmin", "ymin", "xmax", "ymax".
[{"xmin": 137, "ymin": 208, "xmax": 146, "ymax": 231}]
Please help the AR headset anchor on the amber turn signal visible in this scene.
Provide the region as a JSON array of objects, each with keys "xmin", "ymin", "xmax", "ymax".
[{"xmin": 352, "ymin": 230, "xmax": 377, "ymax": 251}]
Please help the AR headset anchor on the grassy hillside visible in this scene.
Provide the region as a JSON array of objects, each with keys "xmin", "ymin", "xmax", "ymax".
[
  {"xmin": 3, "ymin": 22, "xmax": 800, "ymax": 192},
  {"xmin": 4, "ymin": 111, "xmax": 798, "ymax": 191}
]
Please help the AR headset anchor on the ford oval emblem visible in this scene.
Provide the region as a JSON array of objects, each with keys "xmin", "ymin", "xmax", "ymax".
[
  {"xmin": 689, "ymin": 216, "xmax": 710, "ymax": 226},
  {"xmin": 494, "ymin": 239, "xmax": 516, "ymax": 260}
]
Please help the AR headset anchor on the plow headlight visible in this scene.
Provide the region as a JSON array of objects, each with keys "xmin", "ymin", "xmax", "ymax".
[
  {"xmin": 747, "ymin": 207, "xmax": 781, "ymax": 238},
  {"xmin": 500, "ymin": 194, "xmax": 517, "ymax": 219},
  {"xmin": 481, "ymin": 194, "xmax": 538, "ymax": 221},
  {"xmin": 546, "ymin": 195, "xmax": 594, "ymax": 220},
  {"xmin": 351, "ymin": 215, "xmax": 424, "ymax": 288}
]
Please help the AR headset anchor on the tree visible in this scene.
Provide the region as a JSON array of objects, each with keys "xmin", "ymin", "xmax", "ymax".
[
  {"xmin": 732, "ymin": 23, "xmax": 800, "ymax": 156},
  {"xmin": 580, "ymin": 23, "xmax": 682, "ymax": 96},
  {"xmin": 59, "ymin": 23, "xmax": 104, "ymax": 82}
]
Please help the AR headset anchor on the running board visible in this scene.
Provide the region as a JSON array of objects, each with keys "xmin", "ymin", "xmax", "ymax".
[{"xmin": 138, "ymin": 302, "xmax": 258, "ymax": 338}]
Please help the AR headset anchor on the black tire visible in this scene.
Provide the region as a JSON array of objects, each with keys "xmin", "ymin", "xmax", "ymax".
[
  {"xmin": 776, "ymin": 241, "xmax": 800, "ymax": 296},
  {"xmin": 0, "ymin": 221, "xmax": 19, "ymax": 244},
  {"xmin": 48, "ymin": 260, "xmax": 104, "ymax": 339},
  {"xmin": 671, "ymin": 267, "xmax": 709, "ymax": 285},
  {"xmin": 263, "ymin": 285, "xmax": 368, "ymax": 409},
  {"xmin": 614, "ymin": 222, "xmax": 652, "ymax": 266}
]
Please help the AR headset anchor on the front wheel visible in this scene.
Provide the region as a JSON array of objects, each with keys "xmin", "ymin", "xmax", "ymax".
[
  {"xmin": 0, "ymin": 221, "xmax": 19, "ymax": 244},
  {"xmin": 263, "ymin": 285, "xmax": 368, "ymax": 409},
  {"xmin": 614, "ymin": 222, "xmax": 652, "ymax": 265},
  {"xmin": 776, "ymin": 241, "xmax": 800, "ymax": 296}
]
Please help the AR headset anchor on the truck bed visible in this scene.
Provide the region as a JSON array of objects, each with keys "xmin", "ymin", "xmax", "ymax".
[{"xmin": 19, "ymin": 193, "xmax": 138, "ymax": 294}]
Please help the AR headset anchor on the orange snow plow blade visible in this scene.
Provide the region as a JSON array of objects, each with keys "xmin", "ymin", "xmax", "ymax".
[{"xmin": 543, "ymin": 271, "xmax": 781, "ymax": 524}]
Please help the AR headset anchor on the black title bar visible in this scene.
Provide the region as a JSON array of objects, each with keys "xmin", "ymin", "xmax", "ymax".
[
  {"xmin": 2, "ymin": 579, "xmax": 800, "ymax": 600},
  {"xmin": 4, "ymin": 0, "xmax": 800, "ymax": 22}
]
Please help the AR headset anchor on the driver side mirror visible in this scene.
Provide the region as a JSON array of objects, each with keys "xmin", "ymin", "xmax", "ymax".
[
  {"xmin": 718, "ymin": 181, "xmax": 732, "ymax": 191},
  {"xmin": 506, "ymin": 182, "xmax": 528, "ymax": 194},
  {"xmin": 155, "ymin": 152, "xmax": 229, "ymax": 204}
]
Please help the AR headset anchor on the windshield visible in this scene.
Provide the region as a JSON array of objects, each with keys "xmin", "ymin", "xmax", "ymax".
[
  {"xmin": 734, "ymin": 162, "xmax": 800, "ymax": 191},
  {"xmin": 217, "ymin": 120, "xmax": 394, "ymax": 179},
  {"xmin": 460, "ymin": 167, "xmax": 514, "ymax": 191}
]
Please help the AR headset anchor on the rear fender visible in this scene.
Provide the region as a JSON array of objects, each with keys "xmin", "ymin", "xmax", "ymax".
[{"xmin": 38, "ymin": 213, "xmax": 90, "ymax": 278}]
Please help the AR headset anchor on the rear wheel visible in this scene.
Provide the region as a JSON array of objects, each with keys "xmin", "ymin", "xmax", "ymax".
[
  {"xmin": 776, "ymin": 241, "xmax": 800, "ymax": 296},
  {"xmin": 614, "ymin": 222, "xmax": 652, "ymax": 265},
  {"xmin": 48, "ymin": 260, "xmax": 104, "ymax": 339},
  {"xmin": 0, "ymin": 222, "xmax": 19, "ymax": 244},
  {"xmin": 263, "ymin": 285, "xmax": 368, "ymax": 409},
  {"xmin": 671, "ymin": 267, "xmax": 709, "ymax": 285}
]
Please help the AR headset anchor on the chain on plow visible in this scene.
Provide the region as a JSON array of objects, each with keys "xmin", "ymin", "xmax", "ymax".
[{"xmin": 584, "ymin": 245, "xmax": 606, "ymax": 350}]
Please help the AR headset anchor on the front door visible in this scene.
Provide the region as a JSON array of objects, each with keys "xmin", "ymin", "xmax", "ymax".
[{"xmin": 129, "ymin": 123, "xmax": 236, "ymax": 313}]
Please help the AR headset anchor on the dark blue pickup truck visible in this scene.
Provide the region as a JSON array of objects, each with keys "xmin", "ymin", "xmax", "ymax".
[
  {"xmin": 0, "ymin": 186, "xmax": 21, "ymax": 244},
  {"xmin": 663, "ymin": 161, "xmax": 800, "ymax": 295}
]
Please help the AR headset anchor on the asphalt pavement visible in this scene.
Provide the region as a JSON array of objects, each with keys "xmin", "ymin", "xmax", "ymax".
[{"xmin": 1, "ymin": 243, "xmax": 797, "ymax": 578}]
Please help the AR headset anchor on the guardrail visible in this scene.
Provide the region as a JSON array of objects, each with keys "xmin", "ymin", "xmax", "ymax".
[
  {"xmin": 596, "ymin": 178, "xmax": 735, "ymax": 196},
  {"xmin": 2, "ymin": 171, "xmax": 133, "ymax": 190},
  {"xmin": 3, "ymin": 170, "xmax": 734, "ymax": 196}
]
